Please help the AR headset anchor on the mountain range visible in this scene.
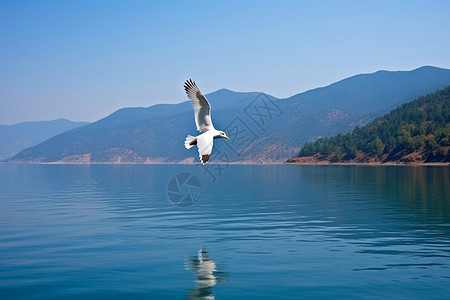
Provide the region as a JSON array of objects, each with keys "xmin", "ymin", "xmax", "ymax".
[
  {"xmin": 0, "ymin": 119, "xmax": 88, "ymax": 161},
  {"xmin": 7, "ymin": 66, "xmax": 450, "ymax": 163}
]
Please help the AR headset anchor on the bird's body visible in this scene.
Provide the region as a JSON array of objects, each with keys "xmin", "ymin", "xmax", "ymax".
[{"xmin": 184, "ymin": 80, "xmax": 229, "ymax": 164}]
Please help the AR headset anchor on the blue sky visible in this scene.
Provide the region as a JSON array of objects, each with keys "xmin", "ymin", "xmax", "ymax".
[{"xmin": 1, "ymin": 0, "xmax": 450, "ymax": 124}]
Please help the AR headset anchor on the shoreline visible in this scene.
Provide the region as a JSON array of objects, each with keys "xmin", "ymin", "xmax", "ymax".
[
  {"xmin": 284, "ymin": 161, "xmax": 450, "ymax": 167},
  {"xmin": 285, "ymin": 155, "xmax": 450, "ymax": 167},
  {"xmin": 2, "ymin": 161, "xmax": 449, "ymax": 166},
  {"xmin": 1, "ymin": 161, "xmax": 285, "ymax": 165}
]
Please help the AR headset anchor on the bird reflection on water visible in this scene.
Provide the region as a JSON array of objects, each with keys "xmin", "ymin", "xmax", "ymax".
[{"xmin": 186, "ymin": 249, "xmax": 228, "ymax": 300}]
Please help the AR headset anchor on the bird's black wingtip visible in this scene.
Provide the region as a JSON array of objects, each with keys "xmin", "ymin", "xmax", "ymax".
[{"xmin": 184, "ymin": 79, "xmax": 196, "ymax": 91}]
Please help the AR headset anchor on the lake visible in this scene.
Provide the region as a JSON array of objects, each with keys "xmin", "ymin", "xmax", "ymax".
[{"xmin": 0, "ymin": 164, "xmax": 449, "ymax": 299}]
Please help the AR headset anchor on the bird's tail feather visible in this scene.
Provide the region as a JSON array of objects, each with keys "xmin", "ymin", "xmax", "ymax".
[{"xmin": 185, "ymin": 135, "xmax": 197, "ymax": 149}]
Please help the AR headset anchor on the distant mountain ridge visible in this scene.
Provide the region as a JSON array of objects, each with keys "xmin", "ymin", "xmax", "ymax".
[
  {"xmin": 0, "ymin": 119, "xmax": 89, "ymax": 161},
  {"xmin": 289, "ymin": 86, "xmax": 450, "ymax": 164},
  {"xmin": 8, "ymin": 66, "xmax": 450, "ymax": 163}
]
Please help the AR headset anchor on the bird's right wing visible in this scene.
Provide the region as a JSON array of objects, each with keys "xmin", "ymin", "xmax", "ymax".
[
  {"xmin": 184, "ymin": 79, "xmax": 214, "ymax": 133},
  {"xmin": 196, "ymin": 134, "xmax": 214, "ymax": 164}
]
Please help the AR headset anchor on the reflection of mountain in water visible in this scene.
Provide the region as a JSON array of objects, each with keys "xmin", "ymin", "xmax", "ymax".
[{"xmin": 186, "ymin": 249, "xmax": 228, "ymax": 300}]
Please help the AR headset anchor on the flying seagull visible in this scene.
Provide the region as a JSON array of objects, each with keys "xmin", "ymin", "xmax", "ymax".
[{"xmin": 184, "ymin": 79, "xmax": 229, "ymax": 164}]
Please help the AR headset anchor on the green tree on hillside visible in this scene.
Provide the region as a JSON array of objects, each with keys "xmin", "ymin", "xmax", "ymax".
[{"xmin": 298, "ymin": 86, "xmax": 450, "ymax": 163}]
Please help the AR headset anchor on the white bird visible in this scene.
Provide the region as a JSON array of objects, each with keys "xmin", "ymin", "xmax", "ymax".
[{"xmin": 184, "ymin": 79, "xmax": 229, "ymax": 164}]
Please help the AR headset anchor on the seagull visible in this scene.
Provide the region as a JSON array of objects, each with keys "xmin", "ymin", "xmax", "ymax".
[{"xmin": 184, "ymin": 79, "xmax": 229, "ymax": 164}]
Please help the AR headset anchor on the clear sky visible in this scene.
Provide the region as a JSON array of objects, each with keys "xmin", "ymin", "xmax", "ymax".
[{"xmin": 1, "ymin": 0, "xmax": 450, "ymax": 125}]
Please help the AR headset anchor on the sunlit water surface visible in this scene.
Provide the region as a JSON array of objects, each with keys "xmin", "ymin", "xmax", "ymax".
[{"xmin": 0, "ymin": 164, "xmax": 449, "ymax": 299}]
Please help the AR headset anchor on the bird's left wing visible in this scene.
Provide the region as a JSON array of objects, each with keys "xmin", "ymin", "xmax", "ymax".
[{"xmin": 184, "ymin": 79, "xmax": 214, "ymax": 133}]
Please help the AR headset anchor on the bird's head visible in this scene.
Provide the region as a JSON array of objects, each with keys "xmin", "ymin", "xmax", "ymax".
[{"xmin": 217, "ymin": 131, "xmax": 230, "ymax": 140}]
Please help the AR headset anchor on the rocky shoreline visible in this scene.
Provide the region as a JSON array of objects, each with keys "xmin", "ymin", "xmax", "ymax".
[{"xmin": 285, "ymin": 156, "xmax": 450, "ymax": 166}]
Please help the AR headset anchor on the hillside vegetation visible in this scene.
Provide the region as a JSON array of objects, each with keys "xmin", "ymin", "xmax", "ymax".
[{"xmin": 293, "ymin": 86, "xmax": 450, "ymax": 163}]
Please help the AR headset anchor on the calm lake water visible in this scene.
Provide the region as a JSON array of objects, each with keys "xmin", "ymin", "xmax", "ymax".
[{"xmin": 0, "ymin": 164, "xmax": 449, "ymax": 299}]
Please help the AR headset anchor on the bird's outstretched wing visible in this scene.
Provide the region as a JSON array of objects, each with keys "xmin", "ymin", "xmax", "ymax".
[
  {"xmin": 196, "ymin": 134, "xmax": 214, "ymax": 164},
  {"xmin": 184, "ymin": 79, "xmax": 214, "ymax": 133}
]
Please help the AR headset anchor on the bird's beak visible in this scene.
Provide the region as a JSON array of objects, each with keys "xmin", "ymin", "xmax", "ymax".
[{"xmin": 225, "ymin": 136, "xmax": 230, "ymax": 140}]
